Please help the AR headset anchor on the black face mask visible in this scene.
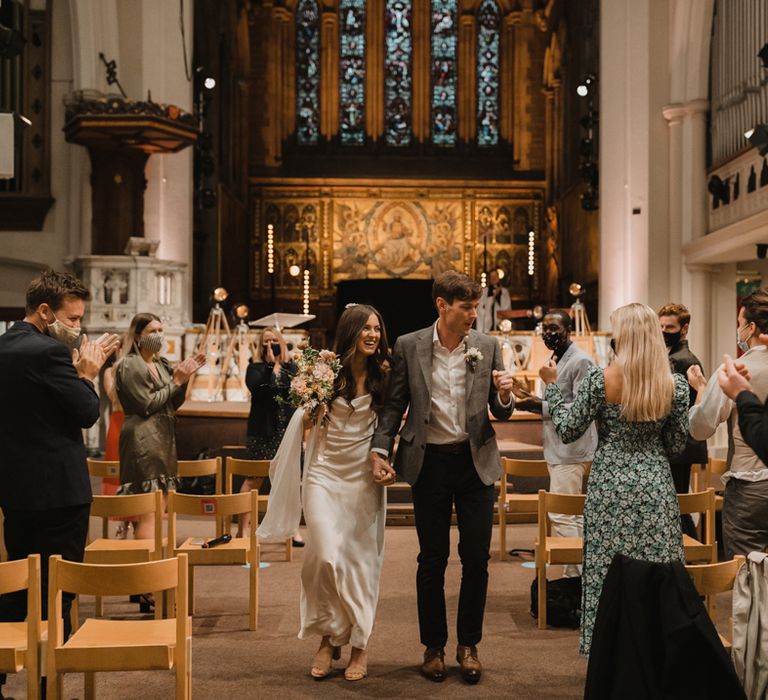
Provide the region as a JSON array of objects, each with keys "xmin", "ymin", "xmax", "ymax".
[
  {"xmin": 270, "ymin": 342, "xmax": 281, "ymax": 357},
  {"xmin": 542, "ymin": 331, "xmax": 567, "ymax": 353},
  {"xmin": 662, "ymin": 331, "xmax": 681, "ymax": 348}
]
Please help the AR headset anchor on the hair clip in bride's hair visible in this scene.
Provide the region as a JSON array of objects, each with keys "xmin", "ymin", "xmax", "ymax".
[{"xmin": 345, "ymin": 303, "xmax": 358, "ymax": 309}]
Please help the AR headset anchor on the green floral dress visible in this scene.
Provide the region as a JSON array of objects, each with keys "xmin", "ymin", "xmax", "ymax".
[{"xmin": 545, "ymin": 366, "xmax": 689, "ymax": 655}]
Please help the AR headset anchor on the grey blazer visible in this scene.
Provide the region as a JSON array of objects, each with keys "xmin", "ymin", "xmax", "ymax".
[{"xmin": 371, "ymin": 325, "xmax": 513, "ymax": 486}]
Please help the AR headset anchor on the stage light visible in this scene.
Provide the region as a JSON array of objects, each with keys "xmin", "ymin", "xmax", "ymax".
[
  {"xmin": 707, "ymin": 174, "xmax": 730, "ymax": 205},
  {"xmin": 576, "ymin": 74, "xmax": 596, "ymax": 97},
  {"xmin": 266, "ymin": 223, "xmax": 275, "ymax": 274},
  {"xmin": 569, "ymin": 282, "xmax": 584, "ymax": 299},
  {"xmin": 235, "ymin": 304, "xmax": 249, "ymax": 320},
  {"xmin": 759, "ymin": 43, "xmax": 768, "ymax": 69},
  {"xmin": 745, "ymin": 124, "xmax": 768, "ymax": 156},
  {"xmin": 204, "ymin": 77, "xmax": 216, "ymax": 90},
  {"xmin": 288, "ymin": 263, "xmax": 301, "ymax": 277},
  {"xmin": 212, "ymin": 287, "xmax": 228, "ymax": 303},
  {"xmin": 532, "ymin": 305, "xmax": 544, "ymax": 321}
]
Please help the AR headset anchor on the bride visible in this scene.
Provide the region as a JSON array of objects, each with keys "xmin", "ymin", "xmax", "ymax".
[{"xmin": 258, "ymin": 304, "xmax": 392, "ymax": 681}]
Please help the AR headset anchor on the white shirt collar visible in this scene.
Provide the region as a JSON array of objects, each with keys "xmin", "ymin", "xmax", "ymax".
[{"xmin": 432, "ymin": 321, "xmax": 468, "ymax": 352}]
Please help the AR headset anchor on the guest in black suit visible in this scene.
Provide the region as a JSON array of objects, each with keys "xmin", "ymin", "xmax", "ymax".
[
  {"xmin": 0, "ymin": 270, "xmax": 119, "ymax": 694},
  {"xmin": 658, "ymin": 303, "xmax": 708, "ymax": 537}
]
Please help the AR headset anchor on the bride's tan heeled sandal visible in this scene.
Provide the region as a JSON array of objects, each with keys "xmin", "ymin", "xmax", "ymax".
[
  {"xmin": 344, "ymin": 648, "xmax": 368, "ymax": 681},
  {"xmin": 310, "ymin": 639, "xmax": 341, "ymax": 679}
]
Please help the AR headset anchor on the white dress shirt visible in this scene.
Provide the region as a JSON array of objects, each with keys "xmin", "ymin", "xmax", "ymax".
[{"xmin": 427, "ymin": 322, "xmax": 469, "ymax": 444}]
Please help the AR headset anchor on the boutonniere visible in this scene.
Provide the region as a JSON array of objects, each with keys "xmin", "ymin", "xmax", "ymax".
[{"xmin": 463, "ymin": 346, "xmax": 484, "ymax": 371}]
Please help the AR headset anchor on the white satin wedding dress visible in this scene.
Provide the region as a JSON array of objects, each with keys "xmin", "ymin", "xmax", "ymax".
[{"xmin": 258, "ymin": 394, "xmax": 386, "ymax": 649}]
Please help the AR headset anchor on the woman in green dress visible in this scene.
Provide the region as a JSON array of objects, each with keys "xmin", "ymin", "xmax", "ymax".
[
  {"xmin": 539, "ymin": 303, "xmax": 689, "ymax": 655},
  {"xmin": 116, "ymin": 312, "xmax": 205, "ymax": 540}
]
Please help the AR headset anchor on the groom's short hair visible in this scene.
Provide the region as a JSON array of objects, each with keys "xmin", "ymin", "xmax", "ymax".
[{"xmin": 432, "ymin": 271, "xmax": 481, "ymax": 306}]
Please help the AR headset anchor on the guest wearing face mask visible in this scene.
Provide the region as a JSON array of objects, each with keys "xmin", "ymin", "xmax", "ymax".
[
  {"xmin": 688, "ymin": 288, "xmax": 768, "ymax": 560},
  {"xmin": 241, "ymin": 327, "xmax": 302, "ymax": 543},
  {"xmin": 511, "ymin": 310, "xmax": 596, "ymax": 576},
  {"xmin": 657, "ymin": 303, "xmax": 708, "ymax": 539},
  {"xmin": 0, "ymin": 270, "xmax": 120, "ymax": 697},
  {"xmin": 115, "ymin": 313, "xmax": 205, "ymax": 547}
]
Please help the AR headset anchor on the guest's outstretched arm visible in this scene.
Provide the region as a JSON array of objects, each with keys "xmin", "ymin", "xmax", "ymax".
[{"xmin": 544, "ymin": 365, "xmax": 601, "ymax": 444}]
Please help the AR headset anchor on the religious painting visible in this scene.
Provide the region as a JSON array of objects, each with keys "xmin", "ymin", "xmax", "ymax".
[{"xmin": 333, "ymin": 199, "xmax": 462, "ymax": 280}]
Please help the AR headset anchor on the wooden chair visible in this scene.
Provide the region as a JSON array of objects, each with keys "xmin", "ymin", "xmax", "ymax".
[
  {"xmin": 707, "ymin": 457, "xmax": 727, "ymax": 512},
  {"xmin": 534, "ymin": 490, "xmax": 586, "ymax": 629},
  {"xmin": 47, "ymin": 554, "xmax": 191, "ymax": 700},
  {"xmin": 86, "ymin": 459, "xmax": 120, "ymax": 481},
  {"xmin": 177, "ymin": 458, "xmax": 224, "ymax": 536},
  {"xmin": 84, "ymin": 491, "xmax": 164, "ymax": 619},
  {"xmin": 678, "ymin": 489, "xmax": 717, "ymax": 564},
  {"xmin": 225, "ymin": 456, "xmax": 292, "ymax": 562},
  {"xmin": 686, "ymin": 555, "xmax": 745, "ymax": 649},
  {"xmin": 498, "ymin": 458, "xmax": 550, "ymax": 561},
  {"xmin": 167, "ymin": 490, "xmax": 260, "ymax": 630},
  {"xmin": 0, "ymin": 554, "xmax": 42, "ymax": 700}
]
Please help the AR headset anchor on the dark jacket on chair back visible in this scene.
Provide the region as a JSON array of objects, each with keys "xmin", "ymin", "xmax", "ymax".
[
  {"xmin": 0, "ymin": 321, "xmax": 98, "ymax": 510},
  {"xmin": 585, "ymin": 554, "xmax": 745, "ymax": 700}
]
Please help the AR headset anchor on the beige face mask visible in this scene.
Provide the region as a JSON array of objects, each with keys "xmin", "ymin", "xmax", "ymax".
[{"xmin": 47, "ymin": 312, "xmax": 81, "ymax": 348}]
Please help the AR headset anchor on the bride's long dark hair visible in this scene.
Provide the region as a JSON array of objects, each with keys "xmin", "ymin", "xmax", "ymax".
[{"xmin": 332, "ymin": 304, "xmax": 390, "ymax": 410}]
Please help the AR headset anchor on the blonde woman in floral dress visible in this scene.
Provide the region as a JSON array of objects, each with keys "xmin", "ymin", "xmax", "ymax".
[{"xmin": 539, "ymin": 303, "xmax": 689, "ymax": 655}]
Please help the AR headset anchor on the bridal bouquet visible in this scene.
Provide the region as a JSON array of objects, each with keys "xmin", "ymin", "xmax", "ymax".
[{"xmin": 280, "ymin": 347, "xmax": 341, "ymax": 423}]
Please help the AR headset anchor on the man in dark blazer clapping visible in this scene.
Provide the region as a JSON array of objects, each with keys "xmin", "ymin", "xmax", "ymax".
[{"xmin": 0, "ymin": 270, "xmax": 119, "ymax": 695}]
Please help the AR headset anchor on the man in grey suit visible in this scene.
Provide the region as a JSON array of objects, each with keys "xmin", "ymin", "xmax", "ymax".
[{"xmin": 370, "ymin": 271, "xmax": 515, "ymax": 684}]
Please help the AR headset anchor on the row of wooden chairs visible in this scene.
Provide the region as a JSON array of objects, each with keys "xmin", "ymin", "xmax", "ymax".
[
  {"xmin": 498, "ymin": 459, "xmax": 721, "ymax": 628},
  {"xmin": 88, "ymin": 457, "xmax": 294, "ymax": 561},
  {"xmin": 84, "ymin": 457, "xmax": 285, "ymax": 631},
  {"xmin": 0, "ymin": 553, "xmax": 192, "ymax": 700}
]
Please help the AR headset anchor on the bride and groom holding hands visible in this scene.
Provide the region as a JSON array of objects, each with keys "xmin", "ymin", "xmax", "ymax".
[{"xmin": 260, "ymin": 270, "xmax": 516, "ymax": 683}]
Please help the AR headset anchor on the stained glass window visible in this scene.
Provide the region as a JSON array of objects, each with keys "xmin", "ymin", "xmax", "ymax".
[
  {"xmin": 296, "ymin": 0, "xmax": 320, "ymax": 146},
  {"xmin": 339, "ymin": 1, "xmax": 366, "ymax": 145},
  {"xmin": 431, "ymin": 0, "xmax": 458, "ymax": 146},
  {"xmin": 384, "ymin": 0, "xmax": 412, "ymax": 147},
  {"xmin": 477, "ymin": 0, "xmax": 500, "ymax": 147}
]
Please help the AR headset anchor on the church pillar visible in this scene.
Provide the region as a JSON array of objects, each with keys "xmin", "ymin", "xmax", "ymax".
[
  {"xmin": 599, "ymin": 0, "xmax": 667, "ymax": 328},
  {"xmin": 686, "ymin": 263, "xmax": 715, "ymax": 371},
  {"xmin": 662, "ymin": 99, "xmax": 708, "ymax": 298}
]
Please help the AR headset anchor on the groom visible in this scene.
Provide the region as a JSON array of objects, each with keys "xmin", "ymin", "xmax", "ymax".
[{"xmin": 371, "ymin": 271, "xmax": 515, "ymax": 684}]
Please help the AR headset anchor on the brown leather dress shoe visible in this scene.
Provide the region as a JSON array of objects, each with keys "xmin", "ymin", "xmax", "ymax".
[
  {"xmin": 421, "ymin": 647, "xmax": 446, "ymax": 682},
  {"xmin": 456, "ymin": 645, "xmax": 482, "ymax": 684}
]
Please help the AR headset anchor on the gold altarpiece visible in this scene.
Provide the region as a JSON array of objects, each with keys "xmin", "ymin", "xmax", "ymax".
[{"xmin": 250, "ymin": 179, "xmax": 544, "ymax": 325}]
